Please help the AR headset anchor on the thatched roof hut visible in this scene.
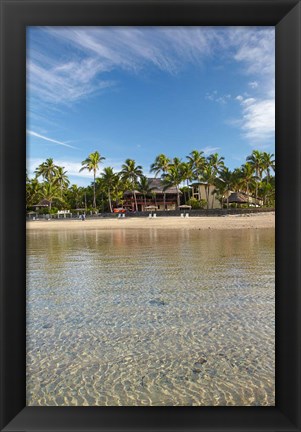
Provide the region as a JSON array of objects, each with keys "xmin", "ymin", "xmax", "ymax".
[
  {"xmin": 227, "ymin": 192, "xmax": 248, "ymax": 204},
  {"xmin": 32, "ymin": 199, "xmax": 51, "ymax": 207}
]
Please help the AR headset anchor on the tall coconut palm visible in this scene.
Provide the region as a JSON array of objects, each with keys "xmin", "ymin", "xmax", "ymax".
[
  {"xmin": 180, "ymin": 162, "xmax": 194, "ymax": 200},
  {"xmin": 100, "ymin": 167, "xmax": 117, "ymax": 213},
  {"xmin": 68, "ymin": 184, "xmax": 83, "ymax": 209},
  {"xmin": 138, "ymin": 176, "xmax": 154, "ymax": 208},
  {"xmin": 53, "ymin": 166, "xmax": 70, "ymax": 198},
  {"xmin": 218, "ymin": 168, "xmax": 233, "ymax": 209},
  {"xmin": 40, "ymin": 182, "xmax": 62, "ymax": 210},
  {"xmin": 212, "ymin": 180, "xmax": 228, "ymax": 209},
  {"xmin": 247, "ymin": 150, "xmax": 264, "ymax": 205},
  {"xmin": 201, "ymin": 164, "xmax": 215, "ymax": 209},
  {"xmin": 187, "ymin": 150, "xmax": 205, "ymax": 180},
  {"xmin": 206, "ymin": 154, "xmax": 225, "ymax": 208},
  {"xmin": 207, "ymin": 153, "xmax": 225, "ymax": 175},
  {"xmin": 120, "ymin": 159, "xmax": 143, "ymax": 211},
  {"xmin": 239, "ymin": 163, "xmax": 259, "ymax": 207},
  {"xmin": 162, "ymin": 163, "xmax": 184, "ymax": 208},
  {"xmin": 186, "ymin": 150, "xmax": 206, "ymax": 202},
  {"xmin": 79, "ymin": 151, "xmax": 105, "ymax": 208},
  {"xmin": 150, "ymin": 154, "xmax": 171, "ymax": 210},
  {"xmin": 26, "ymin": 178, "xmax": 41, "ymax": 209},
  {"xmin": 262, "ymin": 152, "xmax": 275, "ymax": 182},
  {"xmin": 35, "ymin": 158, "xmax": 59, "ymax": 182}
]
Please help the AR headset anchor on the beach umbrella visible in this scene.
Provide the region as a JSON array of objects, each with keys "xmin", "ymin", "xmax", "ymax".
[
  {"xmin": 179, "ymin": 204, "xmax": 191, "ymax": 215},
  {"xmin": 144, "ymin": 205, "xmax": 158, "ymax": 217}
]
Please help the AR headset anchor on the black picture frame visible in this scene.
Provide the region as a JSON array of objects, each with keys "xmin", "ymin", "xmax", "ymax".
[{"xmin": 0, "ymin": 0, "xmax": 300, "ymax": 431}]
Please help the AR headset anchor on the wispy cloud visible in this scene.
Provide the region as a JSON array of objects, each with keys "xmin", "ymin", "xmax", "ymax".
[
  {"xmin": 27, "ymin": 27, "xmax": 217, "ymax": 106},
  {"xmin": 27, "ymin": 130, "xmax": 78, "ymax": 149},
  {"xmin": 206, "ymin": 91, "xmax": 231, "ymax": 104},
  {"xmin": 28, "ymin": 26, "xmax": 275, "ymax": 145},
  {"xmin": 201, "ymin": 146, "xmax": 221, "ymax": 155},
  {"xmin": 235, "ymin": 96, "xmax": 275, "ymax": 142}
]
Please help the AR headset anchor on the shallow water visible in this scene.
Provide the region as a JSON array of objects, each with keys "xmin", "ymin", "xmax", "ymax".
[{"xmin": 26, "ymin": 228, "xmax": 275, "ymax": 406}]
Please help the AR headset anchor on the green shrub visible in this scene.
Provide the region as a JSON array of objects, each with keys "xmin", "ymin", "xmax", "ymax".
[{"xmin": 186, "ymin": 198, "xmax": 207, "ymax": 209}]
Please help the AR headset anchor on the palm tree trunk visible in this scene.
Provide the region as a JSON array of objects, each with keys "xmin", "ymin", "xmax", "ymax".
[
  {"xmin": 144, "ymin": 194, "xmax": 146, "ymax": 208},
  {"xmin": 163, "ymin": 193, "xmax": 166, "ymax": 210},
  {"xmin": 205, "ymin": 186, "xmax": 209, "ymax": 210},
  {"xmin": 133, "ymin": 190, "xmax": 138, "ymax": 211},
  {"xmin": 247, "ymin": 183, "xmax": 250, "ymax": 207},
  {"xmin": 176, "ymin": 186, "xmax": 180, "ymax": 208},
  {"xmin": 108, "ymin": 189, "xmax": 112, "ymax": 213},
  {"xmin": 93, "ymin": 170, "xmax": 96, "ymax": 208}
]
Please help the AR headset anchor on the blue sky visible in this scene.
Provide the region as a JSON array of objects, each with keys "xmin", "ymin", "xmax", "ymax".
[{"xmin": 27, "ymin": 27, "xmax": 275, "ymax": 186}]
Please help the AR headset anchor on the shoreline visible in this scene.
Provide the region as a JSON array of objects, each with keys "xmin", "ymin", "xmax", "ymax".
[{"xmin": 26, "ymin": 212, "xmax": 275, "ymax": 231}]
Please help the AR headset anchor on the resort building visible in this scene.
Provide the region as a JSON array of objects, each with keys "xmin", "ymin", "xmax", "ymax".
[
  {"xmin": 190, "ymin": 182, "xmax": 224, "ymax": 209},
  {"xmin": 190, "ymin": 183, "xmax": 263, "ymax": 208},
  {"xmin": 122, "ymin": 178, "xmax": 180, "ymax": 211}
]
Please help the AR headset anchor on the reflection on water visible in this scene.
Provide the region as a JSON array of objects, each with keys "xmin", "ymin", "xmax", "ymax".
[{"xmin": 26, "ymin": 228, "xmax": 275, "ymax": 406}]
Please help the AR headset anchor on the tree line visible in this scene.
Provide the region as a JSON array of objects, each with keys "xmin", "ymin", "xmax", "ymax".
[{"xmin": 26, "ymin": 149, "xmax": 275, "ymax": 213}]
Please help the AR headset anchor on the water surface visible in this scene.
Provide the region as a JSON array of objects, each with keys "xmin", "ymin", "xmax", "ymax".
[{"xmin": 26, "ymin": 228, "xmax": 275, "ymax": 406}]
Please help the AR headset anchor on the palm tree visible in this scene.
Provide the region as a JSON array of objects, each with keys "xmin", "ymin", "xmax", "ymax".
[
  {"xmin": 218, "ymin": 168, "xmax": 233, "ymax": 209},
  {"xmin": 201, "ymin": 164, "xmax": 215, "ymax": 209},
  {"xmin": 79, "ymin": 151, "xmax": 105, "ymax": 209},
  {"xmin": 206, "ymin": 154, "xmax": 225, "ymax": 208},
  {"xmin": 207, "ymin": 153, "xmax": 225, "ymax": 175},
  {"xmin": 247, "ymin": 150, "xmax": 264, "ymax": 205},
  {"xmin": 150, "ymin": 154, "xmax": 171, "ymax": 210},
  {"xmin": 26, "ymin": 178, "xmax": 41, "ymax": 209},
  {"xmin": 138, "ymin": 176, "xmax": 154, "ymax": 208},
  {"xmin": 186, "ymin": 150, "xmax": 206, "ymax": 203},
  {"xmin": 100, "ymin": 167, "xmax": 117, "ymax": 213},
  {"xmin": 40, "ymin": 182, "xmax": 62, "ymax": 211},
  {"xmin": 120, "ymin": 159, "xmax": 143, "ymax": 212},
  {"xmin": 262, "ymin": 152, "xmax": 275, "ymax": 182},
  {"xmin": 53, "ymin": 166, "xmax": 70, "ymax": 198},
  {"xmin": 68, "ymin": 184, "xmax": 83, "ymax": 209},
  {"xmin": 180, "ymin": 162, "xmax": 194, "ymax": 201},
  {"xmin": 35, "ymin": 158, "xmax": 59, "ymax": 182},
  {"xmin": 162, "ymin": 163, "xmax": 184, "ymax": 208},
  {"xmin": 239, "ymin": 163, "xmax": 259, "ymax": 207},
  {"xmin": 212, "ymin": 180, "xmax": 228, "ymax": 209}
]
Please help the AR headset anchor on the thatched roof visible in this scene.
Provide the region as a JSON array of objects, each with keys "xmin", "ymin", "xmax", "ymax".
[
  {"xmin": 227, "ymin": 192, "xmax": 248, "ymax": 204},
  {"xmin": 32, "ymin": 199, "xmax": 51, "ymax": 207},
  {"xmin": 123, "ymin": 190, "xmax": 140, "ymax": 196},
  {"xmin": 123, "ymin": 179, "xmax": 181, "ymax": 196},
  {"xmin": 148, "ymin": 178, "xmax": 181, "ymax": 195}
]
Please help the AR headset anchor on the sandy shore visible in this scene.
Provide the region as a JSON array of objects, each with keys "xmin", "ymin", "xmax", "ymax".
[{"xmin": 27, "ymin": 212, "xmax": 275, "ymax": 231}]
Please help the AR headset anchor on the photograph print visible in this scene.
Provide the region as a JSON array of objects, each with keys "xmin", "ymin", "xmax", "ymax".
[{"xmin": 26, "ymin": 26, "xmax": 275, "ymax": 406}]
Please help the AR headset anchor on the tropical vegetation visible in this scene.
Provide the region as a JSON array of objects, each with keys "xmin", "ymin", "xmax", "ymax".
[{"xmin": 26, "ymin": 150, "xmax": 275, "ymax": 213}]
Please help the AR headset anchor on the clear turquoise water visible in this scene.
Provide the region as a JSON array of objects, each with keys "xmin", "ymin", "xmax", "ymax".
[{"xmin": 26, "ymin": 228, "xmax": 275, "ymax": 406}]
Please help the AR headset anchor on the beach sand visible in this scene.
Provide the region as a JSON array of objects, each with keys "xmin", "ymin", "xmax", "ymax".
[{"xmin": 26, "ymin": 212, "xmax": 275, "ymax": 231}]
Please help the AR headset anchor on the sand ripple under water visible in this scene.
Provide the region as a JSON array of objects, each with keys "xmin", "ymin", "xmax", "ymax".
[{"xmin": 26, "ymin": 228, "xmax": 275, "ymax": 406}]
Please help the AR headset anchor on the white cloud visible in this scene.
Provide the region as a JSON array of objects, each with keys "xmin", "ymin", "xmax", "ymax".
[
  {"xmin": 201, "ymin": 146, "xmax": 221, "ymax": 155},
  {"xmin": 27, "ymin": 130, "xmax": 78, "ymax": 149},
  {"xmin": 235, "ymin": 96, "xmax": 275, "ymax": 142},
  {"xmin": 28, "ymin": 27, "xmax": 275, "ymax": 145},
  {"xmin": 206, "ymin": 91, "xmax": 231, "ymax": 104},
  {"xmin": 248, "ymin": 81, "xmax": 258, "ymax": 89}
]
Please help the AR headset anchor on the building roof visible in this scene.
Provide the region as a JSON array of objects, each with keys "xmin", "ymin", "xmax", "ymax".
[
  {"xmin": 227, "ymin": 192, "xmax": 249, "ymax": 203},
  {"xmin": 148, "ymin": 178, "xmax": 181, "ymax": 194},
  {"xmin": 123, "ymin": 178, "xmax": 181, "ymax": 196},
  {"xmin": 32, "ymin": 199, "xmax": 51, "ymax": 207}
]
